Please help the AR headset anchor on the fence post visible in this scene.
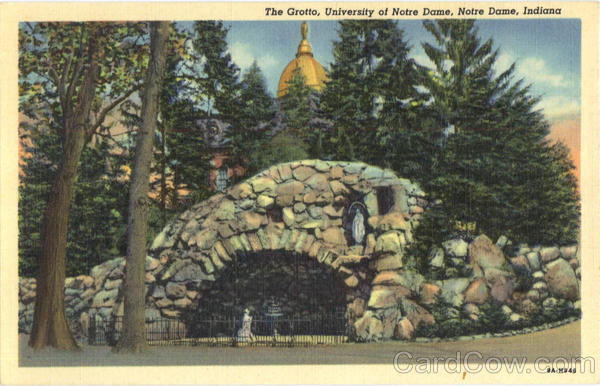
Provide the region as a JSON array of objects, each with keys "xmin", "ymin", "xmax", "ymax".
[{"xmin": 88, "ymin": 314, "xmax": 96, "ymax": 345}]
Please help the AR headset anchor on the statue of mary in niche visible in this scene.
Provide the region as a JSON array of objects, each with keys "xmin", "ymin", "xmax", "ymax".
[{"xmin": 347, "ymin": 202, "xmax": 368, "ymax": 245}]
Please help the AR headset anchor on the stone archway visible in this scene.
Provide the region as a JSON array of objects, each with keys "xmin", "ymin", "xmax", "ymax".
[{"xmin": 146, "ymin": 160, "xmax": 428, "ymax": 341}]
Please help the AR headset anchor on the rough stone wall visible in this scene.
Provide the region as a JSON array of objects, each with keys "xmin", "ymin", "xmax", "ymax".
[{"xmin": 18, "ymin": 160, "xmax": 581, "ymax": 342}]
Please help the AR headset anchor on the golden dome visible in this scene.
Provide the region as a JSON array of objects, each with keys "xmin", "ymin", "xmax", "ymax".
[{"xmin": 277, "ymin": 22, "xmax": 328, "ymax": 98}]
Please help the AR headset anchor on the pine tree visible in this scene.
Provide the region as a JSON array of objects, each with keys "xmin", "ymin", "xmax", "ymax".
[
  {"xmin": 228, "ymin": 61, "xmax": 275, "ymax": 175},
  {"xmin": 192, "ymin": 21, "xmax": 241, "ymax": 121},
  {"xmin": 156, "ymin": 29, "xmax": 212, "ymax": 221},
  {"xmin": 280, "ymin": 68, "xmax": 313, "ymax": 130},
  {"xmin": 419, "ymin": 19, "xmax": 579, "ymax": 245},
  {"xmin": 320, "ymin": 20, "xmax": 422, "ymax": 161}
]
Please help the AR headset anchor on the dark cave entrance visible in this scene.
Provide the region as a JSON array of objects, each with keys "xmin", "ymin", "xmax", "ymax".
[{"xmin": 185, "ymin": 251, "xmax": 348, "ymax": 338}]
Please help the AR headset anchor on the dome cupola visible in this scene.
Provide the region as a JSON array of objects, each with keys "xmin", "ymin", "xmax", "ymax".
[{"xmin": 277, "ymin": 22, "xmax": 328, "ymax": 98}]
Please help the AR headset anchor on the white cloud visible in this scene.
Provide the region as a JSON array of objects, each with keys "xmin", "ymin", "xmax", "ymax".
[
  {"xmin": 535, "ymin": 95, "xmax": 580, "ymax": 120},
  {"xmin": 229, "ymin": 41, "xmax": 279, "ymax": 73},
  {"xmin": 519, "ymin": 57, "xmax": 566, "ymax": 88},
  {"xmin": 229, "ymin": 41, "xmax": 255, "ymax": 69},
  {"xmin": 496, "ymin": 53, "xmax": 567, "ymax": 88}
]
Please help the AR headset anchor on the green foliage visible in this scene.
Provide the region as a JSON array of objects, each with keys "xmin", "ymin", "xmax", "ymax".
[
  {"xmin": 319, "ymin": 20, "xmax": 424, "ymax": 161},
  {"xmin": 18, "ymin": 22, "xmax": 148, "ymax": 277},
  {"xmin": 228, "ymin": 61, "xmax": 276, "ymax": 176},
  {"xmin": 280, "ymin": 68, "xmax": 313, "ymax": 130},
  {"xmin": 249, "ymin": 129, "xmax": 310, "ymax": 172},
  {"xmin": 415, "ymin": 294, "xmax": 580, "ymax": 339},
  {"xmin": 404, "ymin": 19, "xmax": 580, "ymax": 258},
  {"xmin": 192, "ymin": 20, "xmax": 241, "ymax": 121},
  {"xmin": 19, "ymin": 130, "xmax": 130, "ymax": 277},
  {"xmin": 157, "ymin": 33, "xmax": 213, "ymax": 221},
  {"xmin": 416, "ymin": 297, "xmax": 510, "ymax": 339}
]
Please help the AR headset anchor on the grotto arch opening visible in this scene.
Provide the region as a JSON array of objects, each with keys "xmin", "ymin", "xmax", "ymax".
[{"xmin": 181, "ymin": 250, "xmax": 354, "ymax": 338}]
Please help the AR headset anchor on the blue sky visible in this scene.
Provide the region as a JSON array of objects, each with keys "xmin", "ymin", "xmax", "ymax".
[{"xmin": 224, "ymin": 19, "xmax": 581, "ymax": 123}]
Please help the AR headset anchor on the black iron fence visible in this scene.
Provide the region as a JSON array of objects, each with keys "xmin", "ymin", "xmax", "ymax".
[{"xmin": 88, "ymin": 314, "xmax": 347, "ymax": 347}]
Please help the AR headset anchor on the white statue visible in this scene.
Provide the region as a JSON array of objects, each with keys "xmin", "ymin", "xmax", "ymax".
[
  {"xmin": 352, "ymin": 210, "xmax": 365, "ymax": 244},
  {"xmin": 236, "ymin": 308, "xmax": 255, "ymax": 342}
]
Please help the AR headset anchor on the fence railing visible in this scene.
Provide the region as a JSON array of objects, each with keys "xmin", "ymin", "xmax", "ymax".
[{"xmin": 88, "ymin": 314, "xmax": 347, "ymax": 346}]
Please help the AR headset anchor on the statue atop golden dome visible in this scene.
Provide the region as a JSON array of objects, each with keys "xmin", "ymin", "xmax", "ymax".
[{"xmin": 277, "ymin": 22, "xmax": 328, "ymax": 98}]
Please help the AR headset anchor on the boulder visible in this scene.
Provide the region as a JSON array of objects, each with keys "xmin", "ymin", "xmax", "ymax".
[
  {"xmin": 329, "ymin": 180, "xmax": 349, "ymax": 195},
  {"xmin": 526, "ymin": 252, "xmax": 541, "ymax": 271},
  {"xmin": 347, "ymin": 298, "xmax": 366, "ymax": 318},
  {"xmin": 443, "ymin": 238, "xmax": 469, "ymax": 258},
  {"xmin": 173, "ymin": 263, "xmax": 209, "ymax": 282},
  {"xmin": 429, "ymin": 247, "xmax": 444, "ymax": 268},
  {"xmin": 344, "ymin": 275, "xmax": 359, "ymax": 288},
  {"xmin": 250, "ymin": 177, "xmax": 276, "ymax": 194},
  {"xmin": 540, "ymin": 247, "xmax": 561, "ymax": 264},
  {"xmin": 282, "ymin": 207, "xmax": 295, "ymax": 227},
  {"xmin": 367, "ymin": 285, "xmax": 409, "ymax": 309},
  {"xmin": 145, "ymin": 257, "xmax": 160, "ymax": 271},
  {"xmin": 239, "ymin": 211, "xmax": 264, "ymax": 231},
  {"xmin": 329, "ymin": 165, "xmax": 344, "ymax": 179},
  {"xmin": 394, "ymin": 318, "xmax": 414, "ymax": 340},
  {"xmin": 292, "ymin": 166, "xmax": 316, "ymax": 181},
  {"xmin": 353, "ymin": 311, "xmax": 383, "ymax": 341},
  {"xmin": 165, "ymin": 283, "xmax": 186, "ymax": 299},
  {"xmin": 372, "ymin": 254, "xmax": 403, "ymax": 271},
  {"xmin": 420, "ymin": 283, "xmax": 440, "ymax": 305},
  {"xmin": 510, "ymin": 255, "xmax": 530, "ymax": 271},
  {"xmin": 491, "ymin": 277, "xmax": 515, "ymax": 303},
  {"xmin": 256, "ymin": 194, "xmax": 274, "ymax": 209},
  {"xmin": 305, "ymin": 173, "xmax": 329, "ymax": 191},
  {"xmin": 214, "ymin": 199, "xmax": 236, "ymax": 220},
  {"xmin": 544, "ymin": 259, "xmax": 579, "ymax": 301},
  {"xmin": 321, "ymin": 227, "xmax": 346, "ymax": 246},
  {"xmin": 91, "ymin": 289, "xmax": 118, "ymax": 308},
  {"xmin": 276, "ymin": 180, "xmax": 305, "ymax": 197},
  {"xmin": 277, "ymin": 164, "xmax": 293, "ymax": 181},
  {"xmin": 194, "ymin": 229, "xmax": 217, "ymax": 250},
  {"xmin": 560, "ymin": 245, "xmax": 578, "ymax": 260},
  {"xmin": 400, "ymin": 299, "xmax": 434, "ymax": 329},
  {"xmin": 496, "ymin": 235, "xmax": 509, "ymax": 249},
  {"xmin": 368, "ymin": 213, "xmax": 409, "ymax": 232},
  {"xmin": 441, "ymin": 278, "xmax": 470, "ymax": 307},
  {"xmin": 152, "ymin": 286, "xmax": 166, "ymax": 298},
  {"xmin": 468, "ymin": 235, "xmax": 506, "ymax": 270},
  {"xmin": 463, "ymin": 278, "xmax": 490, "ymax": 304},
  {"xmin": 364, "ymin": 192, "xmax": 378, "ymax": 216},
  {"xmin": 375, "ymin": 231, "xmax": 402, "ymax": 253},
  {"xmin": 228, "ymin": 182, "xmax": 253, "ymax": 200},
  {"xmin": 372, "ymin": 271, "xmax": 403, "ymax": 286}
]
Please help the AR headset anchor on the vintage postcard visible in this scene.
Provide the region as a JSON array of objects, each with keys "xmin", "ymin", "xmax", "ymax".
[{"xmin": 1, "ymin": 1, "xmax": 599, "ymax": 384}]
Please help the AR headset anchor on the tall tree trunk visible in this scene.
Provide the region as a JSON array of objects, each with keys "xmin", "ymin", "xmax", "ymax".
[
  {"xmin": 29, "ymin": 33, "xmax": 100, "ymax": 351},
  {"xmin": 160, "ymin": 124, "xmax": 167, "ymax": 227},
  {"xmin": 114, "ymin": 21, "xmax": 170, "ymax": 353}
]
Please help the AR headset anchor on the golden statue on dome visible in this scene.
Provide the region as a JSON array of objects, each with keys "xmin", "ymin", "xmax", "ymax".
[{"xmin": 277, "ymin": 21, "xmax": 329, "ymax": 98}]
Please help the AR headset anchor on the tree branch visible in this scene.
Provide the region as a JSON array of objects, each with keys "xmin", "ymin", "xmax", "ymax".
[{"xmin": 88, "ymin": 84, "xmax": 141, "ymax": 138}]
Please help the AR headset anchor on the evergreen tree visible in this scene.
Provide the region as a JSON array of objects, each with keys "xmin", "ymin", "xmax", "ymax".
[
  {"xmin": 320, "ymin": 20, "xmax": 423, "ymax": 161},
  {"xmin": 417, "ymin": 19, "xmax": 579, "ymax": 246},
  {"xmin": 19, "ymin": 122, "xmax": 130, "ymax": 278},
  {"xmin": 156, "ymin": 28, "xmax": 213, "ymax": 224},
  {"xmin": 237, "ymin": 61, "xmax": 276, "ymax": 129},
  {"xmin": 192, "ymin": 21, "xmax": 241, "ymax": 121},
  {"xmin": 228, "ymin": 61, "xmax": 275, "ymax": 175},
  {"xmin": 280, "ymin": 68, "xmax": 313, "ymax": 130}
]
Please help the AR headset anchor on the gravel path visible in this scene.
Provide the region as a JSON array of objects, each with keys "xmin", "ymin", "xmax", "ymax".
[{"xmin": 19, "ymin": 320, "xmax": 580, "ymax": 366}]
